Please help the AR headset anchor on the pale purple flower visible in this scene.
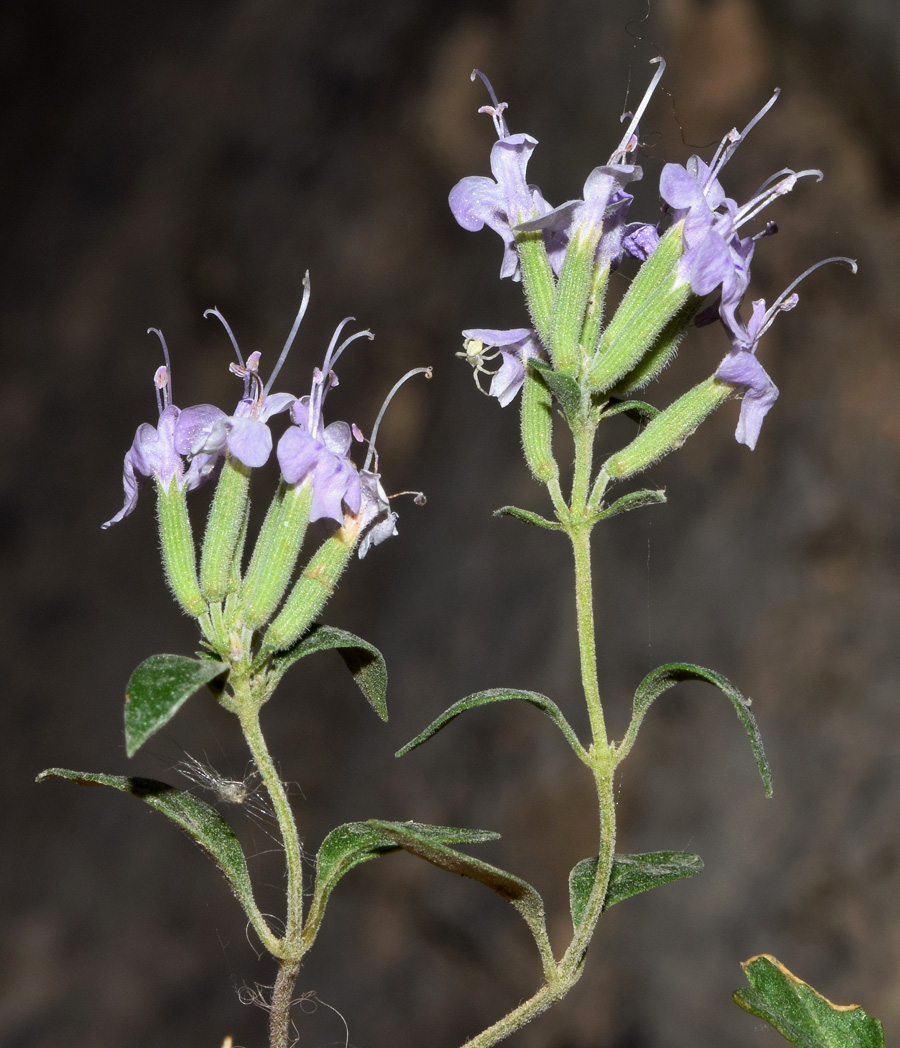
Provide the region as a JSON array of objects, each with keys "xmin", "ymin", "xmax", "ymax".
[
  {"xmin": 103, "ymin": 341, "xmax": 226, "ymax": 529},
  {"xmin": 198, "ymin": 282, "xmax": 316, "ymax": 468},
  {"xmin": 448, "ymin": 71, "xmax": 565, "ymax": 280},
  {"xmin": 514, "ymin": 60, "xmax": 666, "ymax": 271},
  {"xmin": 276, "ymin": 318, "xmax": 371, "ymax": 524},
  {"xmin": 660, "ymin": 90, "xmax": 822, "ymax": 308},
  {"xmin": 715, "ymin": 298, "xmax": 781, "ymax": 450},
  {"xmin": 350, "ymin": 367, "xmax": 431, "ymax": 558},
  {"xmin": 457, "ymin": 327, "xmax": 542, "ymax": 407},
  {"xmin": 715, "ymin": 256, "xmax": 857, "ymax": 448}
]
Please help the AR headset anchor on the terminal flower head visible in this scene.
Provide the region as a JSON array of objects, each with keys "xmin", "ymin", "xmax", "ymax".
[
  {"xmin": 102, "ymin": 331, "xmax": 226, "ymax": 529},
  {"xmin": 715, "ymin": 256, "xmax": 856, "ymax": 449},
  {"xmin": 457, "ymin": 327, "xmax": 542, "ymax": 407},
  {"xmin": 448, "ymin": 70, "xmax": 565, "ymax": 280}
]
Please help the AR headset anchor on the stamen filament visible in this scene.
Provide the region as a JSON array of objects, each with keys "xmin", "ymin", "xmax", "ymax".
[
  {"xmin": 264, "ymin": 271, "xmax": 312, "ymax": 395},
  {"xmin": 471, "ymin": 69, "xmax": 509, "ymax": 138},
  {"xmin": 148, "ymin": 328, "xmax": 172, "ymax": 408},
  {"xmin": 758, "ymin": 256, "xmax": 857, "ymax": 338},
  {"xmin": 611, "ymin": 56, "xmax": 665, "ymax": 163},
  {"xmin": 363, "ymin": 367, "xmax": 433, "ymax": 473}
]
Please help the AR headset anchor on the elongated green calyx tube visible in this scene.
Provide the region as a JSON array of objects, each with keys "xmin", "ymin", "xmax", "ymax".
[
  {"xmin": 240, "ymin": 480, "xmax": 313, "ymax": 631},
  {"xmin": 588, "ymin": 224, "xmax": 691, "ymax": 393},
  {"xmin": 200, "ymin": 456, "xmax": 252, "ymax": 602},
  {"xmin": 579, "ymin": 262, "xmax": 611, "ymax": 365},
  {"xmin": 521, "ymin": 364, "xmax": 559, "ymax": 484},
  {"xmin": 516, "ymin": 231, "xmax": 556, "ymax": 349},
  {"xmin": 548, "ymin": 230, "xmax": 596, "ymax": 375},
  {"xmin": 257, "ymin": 518, "xmax": 359, "ymax": 658},
  {"xmin": 156, "ymin": 480, "xmax": 207, "ymax": 618},
  {"xmin": 601, "ymin": 376, "xmax": 734, "ymax": 483}
]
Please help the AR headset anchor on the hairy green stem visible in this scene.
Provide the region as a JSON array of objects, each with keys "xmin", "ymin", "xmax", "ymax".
[
  {"xmin": 269, "ymin": 958, "xmax": 301, "ymax": 1048},
  {"xmin": 460, "ymin": 419, "xmax": 620, "ymax": 1047},
  {"xmin": 238, "ymin": 701, "xmax": 305, "ymax": 947}
]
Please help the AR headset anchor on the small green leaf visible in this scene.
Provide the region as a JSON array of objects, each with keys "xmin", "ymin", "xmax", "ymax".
[
  {"xmin": 593, "ymin": 488, "xmax": 666, "ymax": 521},
  {"xmin": 307, "ymin": 821, "xmax": 500, "ymax": 931},
  {"xmin": 396, "ymin": 688, "xmax": 585, "ymax": 760},
  {"xmin": 270, "ymin": 623, "xmax": 388, "ymax": 721},
  {"xmin": 600, "ymin": 399, "xmax": 661, "ymax": 424},
  {"xmin": 124, "ymin": 654, "xmax": 228, "ymax": 757},
  {"xmin": 622, "ymin": 662, "xmax": 772, "ymax": 796},
  {"xmin": 369, "ymin": 819, "xmax": 547, "ymax": 945},
  {"xmin": 36, "ymin": 768, "xmax": 276, "ymax": 951},
  {"xmin": 569, "ymin": 851, "xmax": 704, "ymax": 925},
  {"xmin": 529, "ymin": 358, "xmax": 586, "ymax": 422},
  {"xmin": 734, "ymin": 955, "xmax": 885, "ymax": 1048},
  {"xmin": 493, "ymin": 506, "xmax": 562, "ymax": 530}
]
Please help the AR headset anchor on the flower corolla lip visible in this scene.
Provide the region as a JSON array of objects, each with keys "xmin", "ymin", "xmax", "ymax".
[
  {"xmin": 448, "ymin": 72, "xmax": 566, "ymax": 280},
  {"xmin": 460, "ymin": 327, "xmax": 542, "ymax": 407},
  {"xmin": 714, "ymin": 298, "xmax": 780, "ymax": 450},
  {"xmin": 102, "ymin": 400, "xmax": 227, "ymax": 529},
  {"xmin": 449, "ymin": 134, "xmax": 556, "ymax": 280}
]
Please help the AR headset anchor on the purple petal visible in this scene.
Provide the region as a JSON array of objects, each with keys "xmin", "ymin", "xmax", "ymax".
[
  {"xmin": 715, "ymin": 350, "xmax": 779, "ymax": 450},
  {"xmin": 102, "ymin": 451, "xmax": 141, "ymax": 529},
  {"xmin": 227, "ymin": 416, "xmax": 273, "ymax": 468},
  {"xmin": 489, "ymin": 351, "xmax": 526, "ymax": 407}
]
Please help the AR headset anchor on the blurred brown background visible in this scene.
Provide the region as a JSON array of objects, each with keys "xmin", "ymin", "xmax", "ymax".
[{"xmin": 3, "ymin": 0, "xmax": 900, "ymax": 1045}]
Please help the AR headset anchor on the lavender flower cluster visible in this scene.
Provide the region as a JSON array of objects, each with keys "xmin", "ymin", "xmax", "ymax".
[
  {"xmin": 105, "ymin": 277, "xmax": 423, "ymax": 559},
  {"xmin": 450, "ymin": 63, "xmax": 851, "ymax": 449}
]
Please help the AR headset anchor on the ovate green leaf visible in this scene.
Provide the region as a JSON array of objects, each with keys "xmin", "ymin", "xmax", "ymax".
[
  {"xmin": 569, "ymin": 851, "xmax": 704, "ymax": 925},
  {"xmin": 124, "ymin": 654, "xmax": 228, "ymax": 757}
]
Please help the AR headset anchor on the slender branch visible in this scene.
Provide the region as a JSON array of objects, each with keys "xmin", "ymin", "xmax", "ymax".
[{"xmin": 238, "ymin": 702, "xmax": 305, "ymax": 945}]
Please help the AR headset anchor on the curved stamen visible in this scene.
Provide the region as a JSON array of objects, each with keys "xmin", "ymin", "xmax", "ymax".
[
  {"xmin": 203, "ymin": 308, "xmax": 244, "ymax": 369},
  {"xmin": 710, "ymin": 88, "xmax": 781, "ymax": 180},
  {"xmin": 756, "ymin": 256, "xmax": 857, "ymax": 341},
  {"xmin": 363, "ymin": 366, "xmax": 433, "ymax": 473},
  {"xmin": 735, "ymin": 168, "xmax": 822, "ymax": 231},
  {"xmin": 611, "ymin": 56, "xmax": 665, "ymax": 163},
  {"xmin": 321, "ymin": 317, "xmax": 357, "ymax": 377},
  {"xmin": 148, "ymin": 328, "xmax": 172, "ymax": 410},
  {"xmin": 331, "ymin": 328, "xmax": 374, "ymax": 373},
  {"xmin": 471, "ymin": 69, "xmax": 510, "ymax": 138},
  {"xmin": 264, "ymin": 271, "xmax": 312, "ymax": 395},
  {"xmin": 388, "ymin": 489, "xmax": 427, "ymax": 505}
]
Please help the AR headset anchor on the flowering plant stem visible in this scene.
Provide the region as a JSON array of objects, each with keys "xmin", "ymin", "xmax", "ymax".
[
  {"xmin": 234, "ymin": 690, "xmax": 307, "ymax": 1048},
  {"xmin": 464, "ymin": 417, "xmax": 619, "ymax": 1047}
]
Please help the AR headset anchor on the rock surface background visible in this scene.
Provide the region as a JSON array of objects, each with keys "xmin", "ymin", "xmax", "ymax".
[{"xmin": 4, "ymin": 1, "xmax": 900, "ymax": 1045}]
